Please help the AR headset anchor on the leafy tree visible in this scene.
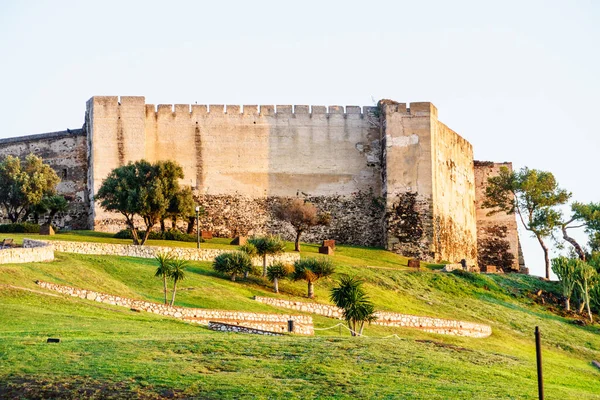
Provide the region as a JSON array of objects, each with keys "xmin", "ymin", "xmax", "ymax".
[
  {"xmin": 0, "ymin": 154, "xmax": 60, "ymax": 223},
  {"xmin": 266, "ymin": 262, "xmax": 291, "ymax": 293},
  {"xmin": 34, "ymin": 195, "xmax": 68, "ymax": 226},
  {"xmin": 213, "ymin": 252, "xmax": 253, "ymax": 282},
  {"xmin": 162, "ymin": 186, "xmax": 195, "ymax": 232},
  {"xmin": 274, "ymin": 199, "xmax": 331, "ymax": 251},
  {"xmin": 96, "ymin": 160, "xmax": 188, "ymax": 245},
  {"xmin": 573, "ymin": 261, "xmax": 598, "ymax": 323},
  {"xmin": 483, "ymin": 167, "xmax": 570, "ymax": 279},
  {"xmin": 330, "ymin": 276, "xmax": 377, "ymax": 336},
  {"xmin": 169, "ymin": 258, "xmax": 188, "ymax": 306},
  {"xmin": 551, "ymin": 257, "xmax": 578, "ymax": 311},
  {"xmin": 154, "ymin": 252, "xmax": 173, "ymax": 305},
  {"xmin": 248, "ymin": 235, "xmax": 286, "ymax": 276},
  {"xmin": 292, "ymin": 257, "xmax": 335, "ymax": 298}
]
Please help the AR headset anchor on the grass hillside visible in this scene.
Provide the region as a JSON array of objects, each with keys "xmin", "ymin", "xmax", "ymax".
[{"xmin": 0, "ymin": 232, "xmax": 599, "ymax": 399}]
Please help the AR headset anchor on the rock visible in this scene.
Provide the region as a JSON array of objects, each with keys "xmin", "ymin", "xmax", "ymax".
[{"xmin": 408, "ymin": 259, "xmax": 421, "ymax": 269}]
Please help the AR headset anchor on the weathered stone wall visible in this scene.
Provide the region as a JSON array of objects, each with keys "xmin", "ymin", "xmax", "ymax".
[
  {"xmin": 194, "ymin": 191, "xmax": 385, "ymax": 247},
  {"xmin": 254, "ymin": 296, "xmax": 492, "ymax": 338},
  {"xmin": 0, "ymin": 130, "xmax": 89, "ymax": 229},
  {"xmin": 430, "ymin": 121, "xmax": 477, "ymax": 265},
  {"xmin": 31, "ymin": 239, "xmax": 299, "ymax": 266},
  {"xmin": 85, "ymin": 97, "xmax": 383, "ymax": 233},
  {"xmin": 37, "ymin": 281, "xmax": 314, "ymax": 335},
  {"xmin": 0, "ymin": 239, "xmax": 54, "ymax": 264},
  {"xmin": 474, "ymin": 161, "xmax": 521, "ymax": 271},
  {"xmin": 381, "ymin": 102, "xmax": 477, "ymax": 265}
]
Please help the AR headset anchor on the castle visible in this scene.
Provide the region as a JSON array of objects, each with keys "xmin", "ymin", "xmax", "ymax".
[{"xmin": 0, "ymin": 96, "xmax": 523, "ymax": 270}]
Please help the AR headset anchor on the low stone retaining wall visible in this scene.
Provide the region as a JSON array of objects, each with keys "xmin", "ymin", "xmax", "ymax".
[
  {"xmin": 254, "ymin": 296, "xmax": 491, "ymax": 338},
  {"xmin": 0, "ymin": 239, "xmax": 54, "ymax": 264},
  {"xmin": 37, "ymin": 281, "xmax": 313, "ymax": 335},
  {"xmin": 28, "ymin": 239, "xmax": 299, "ymax": 266},
  {"xmin": 208, "ymin": 321, "xmax": 283, "ymax": 336}
]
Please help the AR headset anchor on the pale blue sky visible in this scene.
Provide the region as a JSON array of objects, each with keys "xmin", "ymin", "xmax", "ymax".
[{"xmin": 1, "ymin": 0, "xmax": 598, "ymax": 277}]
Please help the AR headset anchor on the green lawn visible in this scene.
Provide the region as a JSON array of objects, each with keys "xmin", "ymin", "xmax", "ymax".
[{"xmin": 1, "ymin": 231, "xmax": 599, "ymax": 399}]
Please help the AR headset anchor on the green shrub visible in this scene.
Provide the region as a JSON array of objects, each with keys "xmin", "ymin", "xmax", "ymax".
[
  {"xmin": 0, "ymin": 223, "xmax": 41, "ymax": 233},
  {"xmin": 113, "ymin": 229, "xmax": 203, "ymax": 243},
  {"xmin": 213, "ymin": 251, "xmax": 253, "ymax": 281}
]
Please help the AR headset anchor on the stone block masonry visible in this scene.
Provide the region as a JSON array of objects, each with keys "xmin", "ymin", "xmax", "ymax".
[
  {"xmin": 0, "ymin": 240, "xmax": 54, "ymax": 264},
  {"xmin": 28, "ymin": 239, "xmax": 299, "ymax": 266},
  {"xmin": 37, "ymin": 281, "xmax": 314, "ymax": 335},
  {"xmin": 255, "ymin": 296, "xmax": 491, "ymax": 338}
]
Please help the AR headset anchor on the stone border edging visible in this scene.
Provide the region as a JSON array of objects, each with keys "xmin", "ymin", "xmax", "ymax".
[
  {"xmin": 25, "ymin": 238, "xmax": 299, "ymax": 266},
  {"xmin": 0, "ymin": 239, "xmax": 54, "ymax": 264},
  {"xmin": 37, "ymin": 281, "xmax": 313, "ymax": 335},
  {"xmin": 254, "ymin": 296, "xmax": 492, "ymax": 338}
]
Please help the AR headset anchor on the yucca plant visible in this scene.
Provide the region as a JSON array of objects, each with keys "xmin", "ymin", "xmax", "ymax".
[
  {"xmin": 330, "ymin": 275, "xmax": 377, "ymax": 336},
  {"xmin": 551, "ymin": 256, "xmax": 578, "ymax": 311},
  {"xmin": 292, "ymin": 257, "xmax": 335, "ymax": 298},
  {"xmin": 169, "ymin": 258, "xmax": 188, "ymax": 306},
  {"xmin": 249, "ymin": 235, "xmax": 286, "ymax": 277},
  {"xmin": 154, "ymin": 252, "xmax": 174, "ymax": 305},
  {"xmin": 266, "ymin": 262, "xmax": 291, "ymax": 293},
  {"xmin": 213, "ymin": 251, "xmax": 253, "ymax": 282}
]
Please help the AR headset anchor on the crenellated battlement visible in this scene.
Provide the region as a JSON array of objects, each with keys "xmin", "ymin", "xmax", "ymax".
[{"xmin": 92, "ymin": 96, "xmax": 381, "ymax": 118}]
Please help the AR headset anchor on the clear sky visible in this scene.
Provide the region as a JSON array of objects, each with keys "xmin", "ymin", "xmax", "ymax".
[{"xmin": 0, "ymin": 0, "xmax": 598, "ymax": 277}]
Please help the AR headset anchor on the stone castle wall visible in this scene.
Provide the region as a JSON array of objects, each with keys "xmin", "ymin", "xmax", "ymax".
[
  {"xmin": 0, "ymin": 96, "xmax": 524, "ymax": 268},
  {"xmin": 474, "ymin": 161, "xmax": 521, "ymax": 271},
  {"xmin": 85, "ymin": 97, "xmax": 383, "ymax": 235},
  {"xmin": 0, "ymin": 130, "xmax": 89, "ymax": 229},
  {"xmin": 381, "ymin": 102, "xmax": 477, "ymax": 265}
]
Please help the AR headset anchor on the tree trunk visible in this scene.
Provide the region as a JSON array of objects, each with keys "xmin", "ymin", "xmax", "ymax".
[
  {"xmin": 140, "ymin": 222, "xmax": 153, "ymax": 245},
  {"xmin": 579, "ymin": 300, "xmax": 585, "ymax": 314},
  {"xmin": 295, "ymin": 231, "xmax": 302, "ymax": 252},
  {"xmin": 359, "ymin": 321, "xmax": 365, "ymax": 336},
  {"xmin": 160, "ymin": 219, "xmax": 166, "ymax": 232},
  {"xmin": 244, "ymin": 270, "xmax": 249, "ymax": 279},
  {"xmin": 565, "ymin": 297, "xmax": 570, "ymax": 311},
  {"xmin": 307, "ymin": 281, "xmax": 314, "ymax": 298},
  {"xmin": 231, "ymin": 273, "xmax": 236, "ymax": 282},
  {"xmin": 172, "ymin": 216, "xmax": 177, "ymax": 230},
  {"xmin": 273, "ymin": 277, "xmax": 279, "ymax": 293},
  {"xmin": 535, "ymin": 234, "xmax": 551, "ymax": 279},
  {"xmin": 162, "ymin": 274, "xmax": 168, "ymax": 305},
  {"xmin": 262, "ymin": 255, "xmax": 267, "ymax": 277},
  {"xmin": 562, "ymin": 225, "xmax": 586, "ymax": 261},
  {"xmin": 170, "ymin": 280, "xmax": 178, "ymax": 306},
  {"xmin": 187, "ymin": 216, "xmax": 195, "ymax": 234},
  {"xmin": 584, "ymin": 282, "xmax": 593, "ymax": 323}
]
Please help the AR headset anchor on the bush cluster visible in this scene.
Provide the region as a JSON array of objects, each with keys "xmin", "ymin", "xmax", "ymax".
[
  {"xmin": 113, "ymin": 229, "xmax": 203, "ymax": 243},
  {"xmin": 0, "ymin": 223, "xmax": 42, "ymax": 233}
]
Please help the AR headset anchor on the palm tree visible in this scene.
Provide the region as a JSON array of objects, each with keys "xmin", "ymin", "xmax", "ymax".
[
  {"xmin": 267, "ymin": 262, "xmax": 291, "ymax": 293},
  {"xmin": 169, "ymin": 258, "xmax": 188, "ymax": 306},
  {"xmin": 330, "ymin": 275, "xmax": 377, "ymax": 336},
  {"xmin": 154, "ymin": 252, "xmax": 173, "ymax": 305},
  {"xmin": 292, "ymin": 257, "xmax": 335, "ymax": 299},
  {"xmin": 249, "ymin": 236, "xmax": 286, "ymax": 277}
]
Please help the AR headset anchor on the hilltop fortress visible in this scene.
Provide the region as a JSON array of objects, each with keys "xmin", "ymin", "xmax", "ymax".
[{"xmin": 0, "ymin": 96, "xmax": 523, "ymax": 270}]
